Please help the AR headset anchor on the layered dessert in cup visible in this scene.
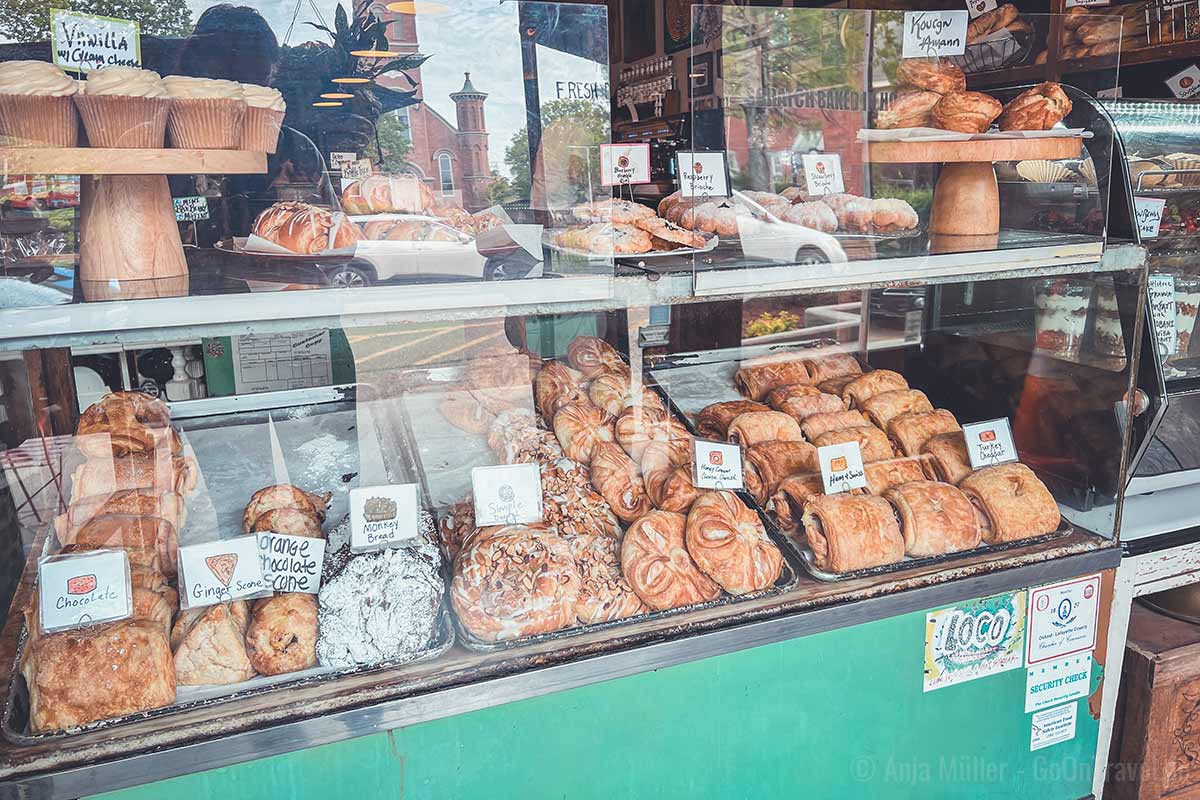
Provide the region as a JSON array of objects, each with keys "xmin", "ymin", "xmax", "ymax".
[
  {"xmin": 1166, "ymin": 275, "xmax": 1200, "ymax": 371},
  {"xmin": 75, "ymin": 66, "xmax": 170, "ymax": 148},
  {"xmin": 1033, "ymin": 278, "xmax": 1093, "ymax": 361},
  {"xmin": 240, "ymin": 83, "xmax": 286, "ymax": 153},
  {"xmin": 0, "ymin": 60, "xmax": 79, "ymax": 147},
  {"xmin": 1088, "ymin": 278, "xmax": 1126, "ymax": 367},
  {"xmin": 163, "ymin": 76, "xmax": 246, "ymax": 149}
]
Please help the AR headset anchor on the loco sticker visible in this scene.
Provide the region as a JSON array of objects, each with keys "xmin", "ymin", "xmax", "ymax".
[{"xmin": 924, "ymin": 590, "xmax": 1027, "ymax": 691}]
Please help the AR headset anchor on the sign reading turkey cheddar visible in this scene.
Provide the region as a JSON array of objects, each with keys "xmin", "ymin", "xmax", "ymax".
[{"xmin": 178, "ymin": 537, "xmax": 269, "ymax": 610}]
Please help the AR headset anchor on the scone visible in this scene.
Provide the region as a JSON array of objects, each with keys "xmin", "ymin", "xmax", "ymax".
[{"xmin": 931, "ymin": 91, "xmax": 1003, "ymax": 134}]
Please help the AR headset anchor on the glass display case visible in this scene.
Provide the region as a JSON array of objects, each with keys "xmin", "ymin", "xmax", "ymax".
[{"xmin": 0, "ymin": 3, "xmax": 1142, "ymax": 795}]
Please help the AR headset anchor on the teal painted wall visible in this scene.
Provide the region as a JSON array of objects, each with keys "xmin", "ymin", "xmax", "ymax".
[{"xmin": 93, "ymin": 601, "xmax": 1100, "ymax": 800}]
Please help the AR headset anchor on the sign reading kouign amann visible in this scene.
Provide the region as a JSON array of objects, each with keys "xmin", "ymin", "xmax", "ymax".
[{"xmin": 902, "ymin": 11, "xmax": 969, "ymax": 58}]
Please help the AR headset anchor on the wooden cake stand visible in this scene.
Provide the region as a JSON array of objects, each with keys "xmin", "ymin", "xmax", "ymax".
[
  {"xmin": 864, "ymin": 137, "xmax": 1084, "ymax": 237},
  {"xmin": 0, "ymin": 148, "xmax": 266, "ymax": 301}
]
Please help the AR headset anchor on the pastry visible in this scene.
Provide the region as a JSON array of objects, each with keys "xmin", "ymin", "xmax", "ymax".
[
  {"xmin": 801, "ymin": 494, "xmax": 904, "ymax": 573},
  {"xmin": 553, "ymin": 403, "xmax": 616, "ymax": 464},
  {"xmin": 997, "ymin": 82, "xmax": 1072, "ymax": 132},
  {"xmin": 765, "ymin": 384, "xmax": 821, "ymax": 411},
  {"xmin": 641, "ymin": 439, "xmax": 703, "ymax": 513},
  {"xmin": 240, "ymin": 82, "xmax": 286, "ymax": 153},
  {"xmin": 744, "ymin": 441, "xmax": 819, "ymax": 505},
  {"xmin": 437, "ymin": 497, "xmax": 476, "ymax": 561},
  {"xmin": 570, "ymin": 534, "xmax": 649, "ymax": 624},
  {"xmin": 55, "ymin": 489, "xmax": 186, "ymax": 543},
  {"xmin": 803, "ymin": 353, "xmax": 862, "ymax": 384},
  {"xmin": 777, "ymin": 392, "xmax": 846, "ymax": 423},
  {"xmin": 340, "ymin": 174, "xmax": 433, "ymax": 215},
  {"xmin": 614, "ymin": 407, "xmax": 690, "ymax": 462},
  {"xmin": 0, "ymin": 60, "xmax": 79, "ymax": 148},
  {"xmin": 535, "ymin": 361, "xmax": 588, "ymax": 421},
  {"xmin": 250, "ymin": 202, "xmax": 363, "ymax": 254},
  {"xmin": 871, "ymin": 198, "xmax": 920, "ymax": 232},
  {"xmin": 245, "ymin": 593, "xmax": 319, "ymax": 676},
  {"xmin": 439, "ymin": 388, "xmax": 495, "ymax": 434},
  {"xmin": 921, "ymin": 432, "xmax": 973, "ymax": 485},
  {"xmin": 959, "ymin": 463, "xmax": 1061, "ymax": 544},
  {"xmin": 171, "ymin": 601, "xmax": 255, "ymax": 685},
  {"xmin": 249, "ymin": 507, "xmax": 324, "ymax": 539},
  {"xmin": 587, "ymin": 372, "xmax": 665, "ymax": 417},
  {"xmin": 621, "ymin": 511, "xmax": 721, "ymax": 611},
  {"xmin": 888, "ymin": 409, "xmax": 961, "ymax": 457},
  {"xmin": 931, "ymin": 91, "xmax": 1003, "ymax": 134},
  {"xmin": 771, "ymin": 473, "xmax": 828, "ymax": 533},
  {"xmin": 863, "ymin": 456, "xmax": 934, "ymax": 495},
  {"xmin": 495, "ymin": 423, "xmax": 565, "ymax": 467},
  {"xmin": 69, "ymin": 514, "xmax": 179, "ymax": 576},
  {"xmin": 876, "ymin": 91, "xmax": 940, "ymax": 129},
  {"xmin": 635, "ymin": 216, "xmax": 709, "ymax": 249},
  {"xmin": 841, "ymin": 370, "xmax": 909, "ymax": 409},
  {"xmin": 566, "ymin": 336, "xmax": 625, "ymax": 378},
  {"xmin": 685, "ymin": 491, "xmax": 782, "ymax": 595},
  {"xmin": 811, "ymin": 426, "xmax": 895, "ymax": 463},
  {"xmin": 25, "ymin": 561, "xmax": 175, "ymax": 642},
  {"xmin": 162, "ymin": 75, "xmax": 246, "ymax": 149},
  {"xmin": 465, "ymin": 351, "xmax": 536, "ymax": 411},
  {"xmin": 734, "ymin": 354, "xmax": 811, "ymax": 401},
  {"xmin": 22, "ymin": 619, "xmax": 175, "ymax": 732},
  {"xmin": 243, "ymin": 485, "xmax": 331, "ymax": 532},
  {"xmin": 76, "ymin": 66, "xmax": 170, "ymax": 148},
  {"xmin": 895, "ymin": 58, "xmax": 966, "ymax": 95},
  {"xmin": 574, "ymin": 198, "xmax": 656, "ymax": 224},
  {"xmin": 861, "ymin": 389, "xmax": 934, "ymax": 431},
  {"xmin": 317, "ymin": 541, "xmax": 443, "ymax": 668},
  {"xmin": 820, "ymin": 194, "xmax": 873, "ymax": 233},
  {"xmin": 451, "ymin": 525, "xmax": 579, "ymax": 641},
  {"xmin": 590, "ymin": 442, "xmax": 651, "ymax": 524},
  {"xmin": 539, "ymin": 457, "xmax": 622, "ymax": 540},
  {"xmin": 726, "ymin": 411, "xmax": 804, "ymax": 447},
  {"xmin": 70, "ymin": 453, "xmax": 198, "ymax": 503},
  {"xmin": 486, "ymin": 407, "xmax": 540, "ymax": 452},
  {"xmin": 967, "ymin": 3, "xmax": 1018, "ymax": 43},
  {"xmin": 884, "ymin": 481, "xmax": 981, "ymax": 557},
  {"xmin": 782, "ymin": 201, "xmax": 839, "ymax": 233},
  {"xmin": 800, "ymin": 410, "xmax": 870, "ymax": 442},
  {"xmin": 695, "ymin": 400, "xmax": 769, "ymax": 439},
  {"xmin": 817, "ymin": 375, "xmax": 858, "ymax": 396},
  {"xmin": 76, "ymin": 391, "xmax": 180, "ymax": 458}
]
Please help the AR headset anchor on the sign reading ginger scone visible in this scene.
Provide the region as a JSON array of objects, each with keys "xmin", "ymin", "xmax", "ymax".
[
  {"xmin": 178, "ymin": 537, "xmax": 269, "ymax": 610},
  {"xmin": 471, "ymin": 463, "xmax": 543, "ymax": 526},
  {"xmin": 349, "ymin": 483, "xmax": 421, "ymax": 551},
  {"xmin": 38, "ymin": 550, "xmax": 131, "ymax": 634},
  {"xmin": 962, "ymin": 418, "xmax": 1018, "ymax": 470},
  {"xmin": 902, "ymin": 11, "xmax": 969, "ymax": 58},
  {"xmin": 256, "ymin": 532, "xmax": 326, "ymax": 594},
  {"xmin": 692, "ymin": 439, "xmax": 744, "ymax": 490},
  {"xmin": 817, "ymin": 441, "xmax": 867, "ymax": 494}
]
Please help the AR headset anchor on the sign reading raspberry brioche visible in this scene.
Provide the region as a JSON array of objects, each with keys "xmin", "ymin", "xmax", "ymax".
[{"xmin": 178, "ymin": 537, "xmax": 268, "ymax": 609}]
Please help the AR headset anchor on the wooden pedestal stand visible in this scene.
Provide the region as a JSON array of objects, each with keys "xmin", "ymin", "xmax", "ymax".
[
  {"xmin": 864, "ymin": 137, "xmax": 1084, "ymax": 239},
  {"xmin": 0, "ymin": 148, "xmax": 266, "ymax": 301}
]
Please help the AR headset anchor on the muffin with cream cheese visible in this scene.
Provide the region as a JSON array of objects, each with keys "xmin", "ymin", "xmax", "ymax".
[
  {"xmin": 75, "ymin": 66, "xmax": 170, "ymax": 147},
  {"xmin": 162, "ymin": 76, "xmax": 245, "ymax": 149},
  {"xmin": 239, "ymin": 83, "xmax": 286, "ymax": 153},
  {"xmin": 0, "ymin": 60, "xmax": 79, "ymax": 147}
]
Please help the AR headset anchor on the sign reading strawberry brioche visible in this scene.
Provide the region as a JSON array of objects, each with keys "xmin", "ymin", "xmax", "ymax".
[
  {"xmin": 178, "ymin": 537, "xmax": 269, "ymax": 610},
  {"xmin": 38, "ymin": 550, "xmax": 132, "ymax": 633}
]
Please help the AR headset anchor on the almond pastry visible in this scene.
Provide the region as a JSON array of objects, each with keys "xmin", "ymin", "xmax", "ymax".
[{"xmin": 571, "ymin": 534, "xmax": 648, "ymax": 624}]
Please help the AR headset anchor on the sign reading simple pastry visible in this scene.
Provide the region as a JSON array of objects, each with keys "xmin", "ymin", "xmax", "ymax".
[
  {"xmin": 349, "ymin": 483, "xmax": 422, "ymax": 551},
  {"xmin": 38, "ymin": 550, "xmax": 131, "ymax": 634},
  {"xmin": 472, "ymin": 462, "xmax": 543, "ymax": 526},
  {"xmin": 1025, "ymin": 653, "xmax": 1092, "ymax": 713},
  {"xmin": 962, "ymin": 418, "xmax": 1018, "ymax": 470},
  {"xmin": 817, "ymin": 441, "xmax": 867, "ymax": 494},
  {"xmin": 173, "ymin": 196, "xmax": 210, "ymax": 222},
  {"xmin": 924, "ymin": 589, "xmax": 1027, "ymax": 692},
  {"xmin": 1026, "ymin": 574, "xmax": 1101, "ymax": 665},
  {"xmin": 600, "ymin": 143, "xmax": 651, "ymax": 186},
  {"xmin": 256, "ymin": 532, "xmax": 326, "ymax": 594},
  {"xmin": 902, "ymin": 11, "xmax": 969, "ymax": 59},
  {"xmin": 1166, "ymin": 64, "xmax": 1200, "ymax": 99},
  {"xmin": 1030, "ymin": 702, "xmax": 1078, "ymax": 751},
  {"xmin": 965, "ymin": 0, "xmax": 998, "ymax": 18},
  {"xmin": 676, "ymin": 151, "xmax": 730, "ymax": 199},
  {"xmin": 1148, "ymin": 273, "xmax": 1178, "ymax": 356},
  {"xmin": 178, "ymin": 537, "xmax": 269, "ymax": 610},
  {"xmin": 692, "ymin": 439, "xmax": 744, "ymax": 490},
  {"xmin": 1135, "ymin": 196, "xmax": 1167, "ymax": 239},
  {"xmin": 801, "ymin": 153, "xmax": 845, "ymax": 197},
  {"xmin": 50, "ymin": 10, "xmax": 141, "ymax": 73}
]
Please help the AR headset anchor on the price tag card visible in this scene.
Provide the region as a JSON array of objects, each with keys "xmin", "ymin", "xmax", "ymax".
[
  {"xmin": 692, "ymin": 439, "xmax": 744, "ymax": 490},
  {"xmin": 1149, "ymin": 273, "xmax": 1178, "ymax": 357},
  {"xmin": 472, "ymin": 463, "xmax": 543, "ymax": 526},
  {"xmin": 962, "ymin": 418, "xmax": 1018, "ymax": 469},
  {"xmin": 350, "ymin": 484, "xmax": 422, "ymax": 551},
  {"xmin": 965, "ymin": 0, "xmax": 997, "ymax": 18},
  {"xmin": 50, "ymin": 9, "xmax": 141, "ymax": 73},
  {"xmin": 330, "ymin": 152, "xmax": 357, "ymax": 171},
  {"xmin": 173, "ymin": 195, "xmax": 210, "ymax": 222},
  {"xmin": 818, "ymin": 442, "xmax": 867, "ymax": 494},
  {"xmin": 39, "ymin": 550, "xmax": 131, "ymax": 633},
  {"xmin": 343, "ymin": 158, "xmax": 372, "ymax": 181},
  {"xmin": 676, "ymin": 151, "xmax": 730, "ymax": 199},
  {"xmin": 902, "ymin": 11, "xmax": 969, "ymax": 58},
  {"xmin": 1166, "ymin": 65, "xmax": 1200, "ymax": 98},
  {"xmin": 801, "ymin": 153, "xmax": 844, "ymax": 197},
  {"xmin": 257, "ymin": 532, "xmax": 326, "ymax": 594},
  {"xmin": 601, "ymin": 143, "xmax": 651, "ymax": 186},
  {"xmin": 178, "ymin": 537, "xmax": 269, "ymax": 610},
  {"xmin": 1135, "ymin": 197, "xmax": 1166, "ymax": 238}
]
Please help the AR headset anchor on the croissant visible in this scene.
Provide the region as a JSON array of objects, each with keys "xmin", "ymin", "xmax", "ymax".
[
  {"xmin": 770, "ymin": 473, "xmax": 829, "ymax": 533},
  {"xmin": 922, "ymin": 431, "xmax": 973, "ymax": 485},
  {"xmin": 641, "ymin": 439, "xmax": 702, "ymax": 513},
  {"xmin": 811, "ymin": 426, "xmax": 896, "ymax": 463},
  {"xmin": 861, "ymin": 389, "xmax": 933, "ymax": 431},
  {"xmin": 553, "ymin": 403, "xmax": 615, "ymax": 463},
  {"xmin": 765, "ymin": 384, "xmax": 821, "ymax": 411},
  {"xmin": 801, "ymin": 494, "xmax": 904, "ymax": 573},
  {"xmin": 615, "ymin": 407, "xmax": 689, "ymax": 462},
  {"xmin": 959, "ymin": 463, "xmax": 1060, "ymax": 544},
  {"xmin": 243, "ymin": 484, "xmax": 331, "ymax": 533},
  {"xmin": 734, "ymin": 354, "xmax": 811, "ymax": 401},
  {"xmin": 695, "ymin": 400, "xmax": 769, "ymax": 439},
  {"xmin": 566, "ymin": 336, "xmax": 626, "ymax": 379},
  {"xmin": 884, "ymin": 480, "xmax": 981, "ymax": 557},
  {"xmin": 888, "ymin": 409, "xmax": 961, "ymax": 457},
  {"xmin": 803, "ymin": 353, "xmax": 862, "ymax": 384},
  {"xmin": 744, "ymin": 441, "xmax": 820, "ymax": 505},
  {"xmin": 534, "ymin": 361, "xmax": 588, "ymax": 421},
  {"xmin": 589, "ymin": 442, "xmax": 651, "ymax": 523}
]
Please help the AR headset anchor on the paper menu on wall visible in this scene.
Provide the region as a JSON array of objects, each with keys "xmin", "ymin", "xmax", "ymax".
[{"xmin": 231, "ymin": 331, "xmax": 333, "ymax": 395}]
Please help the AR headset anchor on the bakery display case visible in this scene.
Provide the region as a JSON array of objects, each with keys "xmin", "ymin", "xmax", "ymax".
[{"xmin": 0, "ymin": 3, "xmax": 1145, "ymax": 798}]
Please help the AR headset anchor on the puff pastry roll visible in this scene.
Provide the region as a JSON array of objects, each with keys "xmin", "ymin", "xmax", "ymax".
[
  {"xmin": 734, "ymin": 355, "xmax": 811, "ymax": 401},
  {"xmin": 800, "ymin": 410, "xmax": 869, "ymax": 442},
  {"xmin": 777, "ymin": 392, "xmax": 846, "ymax": 423},
  {"xmin": 641, "ymin": 439, "xmax": 703, "ymax": 513},
  {"xmin": 695, "ymin": 400, "xmax": 769, "ymax": 439},
  {"xmin": 811, "ymin": 426, "xmax": 896, "ymax": 463},
  {"xmin": 862, "ymin": 389, "xmax": 933, "ymax": 431},
  {"xmin": 803, "ymin": 353, "xmax": 863, "ymax": 384},
  {"xmin": 765, "ymin": 384, "xmax": 821, "ymax": 411},
  {"xmin": 685, "ymin": 491, "xmax": 782, "ymax": 595},
  {"xmin": 70, "ymin": 513, "xmax": 179, "ymax": 576},
  {"xmin": 817, "ymin": 375, "xmax": 858, "ymax": 396},
  {"xmin": 888, "ymin": 409, "xmax": 961, "ymax": 457},
  {"xmin": 863, "ymin": 455, "xmax": 934, "ymax": 495},
  {"xmin": 921, "ymin": 432, "xmax": 972, "ymax": 485},
  {"xmin": 959, "ymin": 463, "xmax": 1061, "ymax": 544},
  {"xmin": 726, "ymin": 411, "xmax": 803, "ymax": 447},
  {"xmin": 771, "ymin": 473, "xmax": 827, "ymax": 533},
  {"xmin": 883, "ymin": 480, "xmax": 982, "ymax": 557},
  {"xmin": 744, "ymin": 441, "xmax": 819, "ymax": 504},
  {"xmin": 841, "ymin": 370, "xmax": 908, "ymax": 409},
  {"xmin": 801, "ymin": 494, "xmax": 904, "ymax": 573}
]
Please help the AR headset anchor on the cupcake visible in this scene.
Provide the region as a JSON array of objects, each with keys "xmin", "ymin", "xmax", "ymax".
[
  {"xmin": 0, "ymin": 60, "xmax": 79, "ymax": 147},
  {"xmin": 75, "ymin": 66, "xmax": 170, "ymax": 148},
  {"xmin": 162, "ymin": 76, "xmax": 245, "ymax": 149},
  {"xmin": 240, "ymin": 83, "xmax": 286, "ymax": 153}
]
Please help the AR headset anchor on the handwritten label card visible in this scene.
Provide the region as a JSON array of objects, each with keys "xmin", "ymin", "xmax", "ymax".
[
  {"xmin": 330, "ymin": 152, "xmax": 357, "ymax": 171},
  {"xmin": 257, "ymin": 532, "xmax": 326, "ymax": 594},
  {"xmin": 692, "ymin": 439, "xmax": 744, "ymax": 490},
  {"xmin": 343, "ymin": 158, "xmax": 372, "ymax": 181},
  {"xmin": 676, "ymin": 151, "xmax": 730, "ymax": 199},
  {"xmin": 1166, "ymin": 64, "xmax": 1200, "ymax": 99},
  {"xmin": 173, "ymin": 196, "xmax": 210, "ymax": 222},
  {"xmin": 50, "ymin": 10, "xmax": 141, "ymax": 73},
  {"xmin": 472, "ymin": 463, "xmax": 543, "ymax": 526},
  {"xmin": 965, "ymin": 0, "xmax": 998, "ymax": 18},
  {"xmin": 962, "ymin": 418, "xmax": 1018, "ymax": 469},
  {"xmin": 39, "ymin": 551, "xmax": 131, "ymax": 633},
  {"xmin": 802, "ymin": 153, "xmax": 845, "ymax": 197},
  {"xmin": 818, "ymin": 441, "xmax": 867, "ymax": 494},
  {"xmin": 1149, "ymin": 273, "xmax": 1178, "ymax": 357},
  {"xmin": 350, "ymin": 484, "xmax": 422, "ymax": 551},
  {"xmin": 1134, "ymin": 197, "xmax": 1166, "ymax": 239},
  {"xmin": 902, "ymin": 11, "xmax": 969, "ymax": 58},
  {"xmin": 178, "ymin": 537, "xmax": 269, "ymax": 610},
  {"xmin": 601, "ymin": 143, "xmax": 651, "ymax": 186}
]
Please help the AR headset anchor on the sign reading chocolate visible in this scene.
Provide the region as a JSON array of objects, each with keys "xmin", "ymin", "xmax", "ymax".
[
  {"xmin": 50, "ymin": 9, "xmax": 141, "ymax": 73},
  {"xmin": 1148, "ymin": 272, "xmax": 1178, "ymax": 356},
  {"xmin": 692, "ymin": 439, "xmax": 744, "ymax": 490},
  {"xmin": 38, "ymin": 550, "xmax": 131, "ymax": 633},
  {"xmin": 902, "ymin": 11, "xmax": 969, "ymax": 59},
  {"xmin": 962, "ymin": 418, "xmax": 1018, "ymax": 469},
  {"xmin": 801, "ymin": 153, "xmax": 845, "ymax": 197},
  {"xmin": 676, "ymin": 151, "xmax": 730, "ymax": 199},
  {"xmin": 256, "ymin": 532, "xmax": 326, "ymax": 594},
  {"xmin": 817, "ymin": 441, "xmax": 867, "ymax": 494},
  {"xmin": 178, "ymin": 537, "xmax": 269, "ymax": 610},
  {"xmin": 350, "ymin": 483, "xmax": 422, "ymax": 551},
  {"xmin": 173, "ymin": 196, "xmax": 210, "ymax": 222},
  {"xmin": 600, "ymin": 143, "xmax": 651, "ymax": 186},
  {"xmin": 472, "ymin": 463, "xmax": 543, "ymax": 526}
]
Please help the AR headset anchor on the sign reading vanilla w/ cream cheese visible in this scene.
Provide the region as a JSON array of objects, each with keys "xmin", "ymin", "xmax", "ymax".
[
  {"xmin": 818, "ymin": 441, "xmax": 867, "ymax": 494},
  {"xmin": 38, "ymin": 550, "xmax": 131, "ymax": 633},
  {"xmin": 902, "ymin": 11, "xmax": 969, "ymax": 58},
  {"xmin": 178, "ymin": 537, "xmax": 268, "ymax": 609},
  {"xmin": 50, "ymin": 10, "xmax": 141, "ymax": 73}
]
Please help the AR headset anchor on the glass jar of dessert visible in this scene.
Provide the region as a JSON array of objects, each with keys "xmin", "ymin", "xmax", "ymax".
[
  {"xmin": 1033, "ymin": 277, "xmax": 1093, "ymax": 361},
  {"xmin": 1165, "ymin": 273, "xmax": 1200, "ymax": 371}
]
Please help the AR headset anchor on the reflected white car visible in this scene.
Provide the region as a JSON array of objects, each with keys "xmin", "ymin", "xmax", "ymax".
[{"xmin": 731, "ymin": 191, "xmax": 848, "ymax": 266}]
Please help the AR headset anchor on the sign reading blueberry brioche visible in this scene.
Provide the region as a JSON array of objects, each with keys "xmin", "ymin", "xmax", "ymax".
[
  {"xmin": 38, "ymin": 550, "xmax": 131, "ymax": 633},
  {"xmin": 691, "ymin": 439, "xmax": 744, "ymax": 490},
  {"xmin": 178, "ymin": 537, "xmax": 268, "ymax": 609},
  {"xmin": 350, "ymin": 484, "xmax": 422, "ymax": 551},
  {"xmin": 256, "ymin": 532, "xmax": 326, "ymax": 594},
  {"xmin": 817, "ymin": 441, "xmax": 867, "ymax": 494},
  {"xmin": 471, "ymin": 463, "xmax": 543, "ymax": 526},
  {"xmin": 962, "ymin": 418, "xmax": 1018, "ymax": 469}
]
